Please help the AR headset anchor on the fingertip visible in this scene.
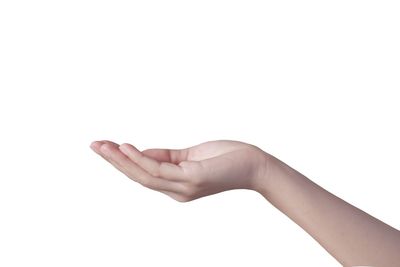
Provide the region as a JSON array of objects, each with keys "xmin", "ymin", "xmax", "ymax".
[
  {"xmin": 100, "ymin": 140, "xmax": 120, "ymax": 146},
  {"xmin": 90, "ymin": 141, "xmax": 97, "ymax": 149},
  {"xmin": 100, "ymin": 143, "xmax": 113, "ymax": 154},
  {"xmin": 90, "ymin": 141, "xmax": 104, "ymax": 152}
]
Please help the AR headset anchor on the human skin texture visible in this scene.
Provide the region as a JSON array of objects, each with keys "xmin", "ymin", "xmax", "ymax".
[{"xmin": 90, "ymin": 139, "xmax": 400, "ymax": 266}]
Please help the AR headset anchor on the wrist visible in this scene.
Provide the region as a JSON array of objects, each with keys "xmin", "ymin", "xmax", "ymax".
[{"xmin": 249, "ymin": 147, "xmax": 275, "ymax": 193}]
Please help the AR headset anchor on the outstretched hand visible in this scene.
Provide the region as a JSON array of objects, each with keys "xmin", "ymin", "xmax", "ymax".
[
  {"xmin": 90, "ymin": 139, "xmax": 400, "ymax": 266},
  {"xmin": 90, "ymin": 140, "xmax": 269, "ymax": 202}
]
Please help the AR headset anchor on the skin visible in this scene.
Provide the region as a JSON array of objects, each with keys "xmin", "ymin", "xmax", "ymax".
[{"xmin": 90, "ymin": 139, "xmax": 400, "ymax": 266}]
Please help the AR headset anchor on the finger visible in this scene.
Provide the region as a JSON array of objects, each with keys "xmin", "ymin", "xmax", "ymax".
[
  {"xmin": 119, "ymin": 143, "xmax": 187, "ymax": 182},
  {"xmin": 90, "ymin": 140, "xmax": 119, "ymax": 154},
  {"xmin": 100, "ymin": 143, "xmax": 185, "ymax": 193},
  {"xmin": 90, "ymin": 140, "xmax": 120, "ymax": 164},
  {"xmin": 90, "ymin": 140, "xmax": 106, "ymax": 153},
  {"xmin": 142, "ymin": 148, "xmax": 189, "ymax": 164},
  {"xmin": 91, "ymin": 141, "xmax": 139, "ymax": 182},
  {"xmin": 159, "ymin": 190, "xmax": 191, "ymax": 203}
]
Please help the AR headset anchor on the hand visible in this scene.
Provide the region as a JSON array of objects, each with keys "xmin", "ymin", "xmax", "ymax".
[{"xmin": 90, "ymin": 140, "xmax": 269, "ymax": 202}]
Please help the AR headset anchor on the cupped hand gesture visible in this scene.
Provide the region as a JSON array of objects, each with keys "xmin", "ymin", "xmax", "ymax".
[{"xmin": 90, "ymin": 140, "xmax": 269, "ymax": 202}]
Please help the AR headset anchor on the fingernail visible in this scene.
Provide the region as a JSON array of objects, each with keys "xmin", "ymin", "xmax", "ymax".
[{"xmin": 100, "ymin": 144, "xmax": 110, "ymax": 154}]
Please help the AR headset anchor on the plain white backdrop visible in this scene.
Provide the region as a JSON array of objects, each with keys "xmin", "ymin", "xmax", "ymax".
[{"xmin": 1, "ymin": 1, "xmax": 399, "ymax": 266}]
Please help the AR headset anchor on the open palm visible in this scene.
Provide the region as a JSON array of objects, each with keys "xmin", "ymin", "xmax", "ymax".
[{"xmin": 90, "ymin": 140, "xmax": 268, "ymax": 202}]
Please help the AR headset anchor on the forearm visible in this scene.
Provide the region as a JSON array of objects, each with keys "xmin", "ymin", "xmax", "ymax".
[{"xmin": 255, "ymin": 153, "xmax": 400, "ymax": 267}]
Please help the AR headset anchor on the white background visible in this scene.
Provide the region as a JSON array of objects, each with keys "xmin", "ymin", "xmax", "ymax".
[{"xmin": 1, "ymin": 1, "xmax": 399, "ymax": 266}]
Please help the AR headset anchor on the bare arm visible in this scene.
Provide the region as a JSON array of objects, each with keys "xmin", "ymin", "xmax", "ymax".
[
  {"xmin": 256, "ymin": 154, "xmax": 400, "ymax": 267},
  {"xmin": 90, "ymin": 139, "xmax": 400, "ymax": 266}
]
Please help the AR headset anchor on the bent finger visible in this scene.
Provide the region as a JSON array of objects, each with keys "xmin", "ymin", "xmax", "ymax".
[
  {"xmin": 100, "ymin": 143, "xmax": 185, "ymax": 193},
  {"xmin": 142, "ymin": 148, "xmax": 189, "ymax": 164},
  {"xmin": 119, "ymin": 143, "xmax": 186, "ymax": 182}
]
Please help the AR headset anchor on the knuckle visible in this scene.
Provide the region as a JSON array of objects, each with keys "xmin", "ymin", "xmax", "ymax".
[
  {"xmin": 190, "ymin": 175, "xmax": 204, "ymax": 188},
  {"xmin": 147, "ymin": 171, "xmax": 156, "ymax": 177},
  {"xmin": 150, "ymin": 168, "xmax": 161, "ymax": 178},
  {"xmin": 158, "ymin": 162, "xmax": 172, "ymax": 177},
  {"xmin": 181, "ymin": 184, "xmax": 198, "ymax": 200},
  {"xmin": 139, "ymin": 177, "xmax": 151, "ymax": 187},
  {"xmin": 174, "ymin": 195, "xmax": 192, "ymax": 203}
]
